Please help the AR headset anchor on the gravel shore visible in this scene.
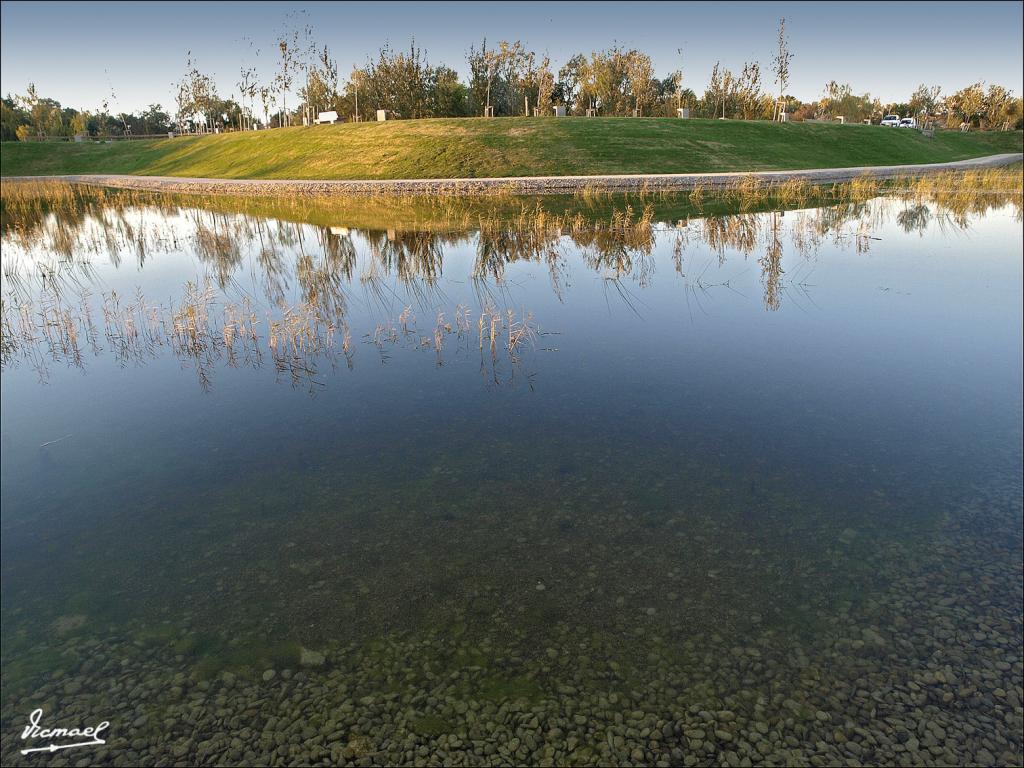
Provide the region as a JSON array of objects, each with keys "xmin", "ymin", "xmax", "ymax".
[{"xmin": 2, "ymin": 475, "xmax": 1020, "ymax": 768}]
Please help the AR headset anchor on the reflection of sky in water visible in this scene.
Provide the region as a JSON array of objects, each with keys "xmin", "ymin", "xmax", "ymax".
[{"xmin": 3, "ymin": 202, "xmax": 1021, "ymax": 469}]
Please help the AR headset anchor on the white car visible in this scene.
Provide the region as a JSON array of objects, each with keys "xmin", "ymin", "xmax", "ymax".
[
  {"xmin": 880, "ymin": 115, "xmax": 901, "ymax": 127},
  {"xmin": 898, "ymin": 118, "xmax": 918, "ymax": 129}
]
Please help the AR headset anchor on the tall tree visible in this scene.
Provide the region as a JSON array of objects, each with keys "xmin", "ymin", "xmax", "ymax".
[
  {"xmin": 704, "ymin": 62, "xmax": 736, "ymax": 119},
  {"xmin": 590, "ymin": 47, "xmax": 630, "ymax": 115},
  {"xmin": 512, "ymin": 44, "xmax": 537, "ymax": 115},
  {"xmin": 467, "ymin": 39, "xmax": 501, "ymax": 115},
  {"xmin": 173, "ymin": 76, "xmax": 191, "ymax": 133},
  {"xmin": 721, "ymin": 69, "xmax": 734, "ymax": 118},
  {"xmin": 625, "ymin": 50, "xmax": 655, "ymax": 115},
  {"xmin": 363, "ymin": 40, "xmax": 431, "ymax": 119},
  {"xmin": 736, "ymin": 61, "xmax": 763, "ymax": 120},
  {"xmin": 273, "ymin": 10, "xmax": 313, "ymax": 126},
  {"xmin": 467, "ymin": 39, "xmax": 534, "ymax": 116},
  {"xmin": 557, "ymin": 54, "xmax": 588, "ymax": 114},
  {"xmin": 983, "ymin": 84, "xmax": 1021, "ymax": 130},
  {"xmin": 908, "ymin": 84, "xmax": 941, "ymax": 119},
  {"xmin": 535, "ymin": 56, "xmax": 555, "ymax": 115},
  {"xmin": 15, "ymin": 83, "xmax": 45, "ymax": 137},
  {"xmin": 301, "ymin": 45, "xmax": 339, "ymax": 118},
  {"xmin": 174, "ymin": 53, "xmax": 218, "ymax": 132},
  {"xmin": 429, "ymin": 65, "xmax": 468, "ymax": 116},
  {"xmin": 273, "ymin": 27, "xmax": 302, "ymax": 126},
  {"xmin": 138, "ymin": 104, "xmax": 170, "ymax": 134}
]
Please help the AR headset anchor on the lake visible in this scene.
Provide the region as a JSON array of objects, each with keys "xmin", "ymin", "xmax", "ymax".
[{"xmin": 1, "ymin": 179, "xmax": 1021, "ymax": 766}]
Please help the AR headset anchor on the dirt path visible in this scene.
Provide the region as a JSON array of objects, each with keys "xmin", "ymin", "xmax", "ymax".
[{"xmin": 4, "ymin": 153, "xmax": 1021, "ymax": 197}]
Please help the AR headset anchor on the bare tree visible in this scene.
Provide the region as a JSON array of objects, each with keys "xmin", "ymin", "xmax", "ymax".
[
  {"xmin": 274, "ymin": 37, "xmax": 295, "ymax": 126},
  {"xmin": 103, "ymin": 71, "xmax": 131, "ymax": 136},
  {"xmin": 237, "ymin": 66, "xmax": 257, "ymax": 130},
  {"xmin": 674, "ymin": 46, "xmax": 685, "ymax": 111},
  {"xmin": 259, "ymin": 85, "xmax": 275, "ymax": 129},
  {"xmin": 772, "ymin": 18, "xmax": 793, "ymax": 121},
  {"xmin": 482, "ymin": 42, "xmax": 501, "ymax": 115},
  {"xmin": 350, "ymin": 66, "xmax": 364, "ymax": 120},
  {"xmin": 237, "ymin": 37, "xmax": 260, "ymax": 130}
]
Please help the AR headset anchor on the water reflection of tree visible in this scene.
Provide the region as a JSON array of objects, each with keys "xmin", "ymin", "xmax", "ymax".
[
  {"xmin": 296, "ymin": 228, "xmax": 357, "ymax": 323},
  {"xmin": 256, "ymin": 227, "xmax": 288, "ymax": 306},
  {"xmin": 367, "ymin": 229, "xmax": 444, "ymax": 286},
  {"xmin": 0, "ymin": 195, "xmax": 992, "ymax": 319},
  {"xmin": 5, "ymin": 180, "xmax": 1018, "ymax": 300},
  {"xmin": 760, "ymin": 213, "xmax": 784, "ymax": 312},
  {"xmin": 896, "ymin": 203, "xmax": 931, "ymax": 235},
  {"xmin": 192, "ymin": 212, "xmax": 243, "ymax": 288},
  {"xmin": 704, "ymin": 214, "xmax": 759, "ymax": 260},
  {"xmin": 4, "ymin": 179, "xmax": 1022, "ymax": 385},
  {"xmin": 475, "ymin": 228, "xmax": 558, "ymax": 281},
  {"xmin": 474, "ymin": 223, "xmax": 572, "ymax": 301}
]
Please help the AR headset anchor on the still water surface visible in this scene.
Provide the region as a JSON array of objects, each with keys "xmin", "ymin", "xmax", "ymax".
[{"xmin": 1, "ymin": 187, "xmax": 1021, "ymax": 766}]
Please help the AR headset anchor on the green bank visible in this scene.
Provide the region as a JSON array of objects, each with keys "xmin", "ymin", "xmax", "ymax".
[{"xmin": 2, "ymin": 118, "xmax": 1021, "ymax": 180}]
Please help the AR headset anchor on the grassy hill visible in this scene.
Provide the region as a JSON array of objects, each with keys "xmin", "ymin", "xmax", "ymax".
[{"xmin": 2, "ymin": 118, "xmax": 1021, "ymax": 180}]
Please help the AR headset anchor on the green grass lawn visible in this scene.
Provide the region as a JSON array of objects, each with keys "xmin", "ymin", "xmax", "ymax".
[{"xmin": 2, "ymin": 118, "xmax": 1021, "ymax": 180}]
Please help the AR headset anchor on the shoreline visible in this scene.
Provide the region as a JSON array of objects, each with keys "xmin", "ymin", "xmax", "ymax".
[{"xmin": 2, "ymin": 153, "xmax": 1021, "ymax": 197}]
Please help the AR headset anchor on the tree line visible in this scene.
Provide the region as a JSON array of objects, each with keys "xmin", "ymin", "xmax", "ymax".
[{"xmin": 3, "ymin": 19, "xmax": 1021, "ymax": 141}]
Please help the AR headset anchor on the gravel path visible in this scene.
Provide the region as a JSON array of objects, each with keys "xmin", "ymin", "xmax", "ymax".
[{"xmin": 4, "ymin": 153, "xmax": 1021, "ymax": 197}]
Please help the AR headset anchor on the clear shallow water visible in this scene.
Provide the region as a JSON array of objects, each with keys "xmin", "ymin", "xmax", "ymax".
[{"xmin": 1, "ymin": 189, "xmax": 1021, "ymax": 767}]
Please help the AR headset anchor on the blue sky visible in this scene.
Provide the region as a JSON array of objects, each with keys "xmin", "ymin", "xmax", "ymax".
[{"xmin": 2, "ymin": 1, "xmax": 1021, "ymax": 112}]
